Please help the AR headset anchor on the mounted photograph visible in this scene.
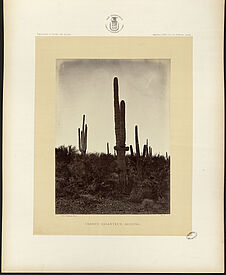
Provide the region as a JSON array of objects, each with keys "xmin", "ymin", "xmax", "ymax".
[{"xmin": 55, "ymin": 59, "xmax": 170, "ymax": 215}]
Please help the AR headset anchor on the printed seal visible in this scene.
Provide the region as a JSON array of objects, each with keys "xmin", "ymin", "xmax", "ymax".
[{"xmin": 105, "ymin": 15, "xmax": 124, "ymax": 33}]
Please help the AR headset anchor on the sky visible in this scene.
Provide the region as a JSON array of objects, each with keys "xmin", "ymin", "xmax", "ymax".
[{"xmin": 56, "ymin": 59, "xmax": 170, "ymax": 155}]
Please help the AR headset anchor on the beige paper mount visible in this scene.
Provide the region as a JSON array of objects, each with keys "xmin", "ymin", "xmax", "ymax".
[{"xmin": 34, "ymin": 36, "xmax": 192, "ymax": 235}]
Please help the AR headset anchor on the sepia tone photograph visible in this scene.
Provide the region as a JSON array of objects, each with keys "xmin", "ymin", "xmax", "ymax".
[{"xmin": 55, "ymin": 59, "xmax": 170, "ymax": 214}]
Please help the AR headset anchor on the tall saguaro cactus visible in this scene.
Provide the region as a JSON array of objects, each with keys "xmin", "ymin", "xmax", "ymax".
[
  {"xmin": 113, "ymin": 77, "xmax": 129, "ymax": 191},
  {"xmin": 78, "ymin": 114, "xmax": 88, "ymax": 155}
]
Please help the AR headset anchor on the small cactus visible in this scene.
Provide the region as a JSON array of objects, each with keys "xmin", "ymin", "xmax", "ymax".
[
  {"xmin": 107, "ymin": 142, "xmax": 110, "ymax": 154},
  {"xmin": 149, "ymin": 146, "xmax": 152, "ymax": 157},
  {"xmin": 135, "ymin": 125, "xmax": 140, "ymax": 157},
  {"xmin": 143, "ymin": 144, "xmax": 148, "ymax": 157},
  {"xmin": 78, "ymin": 114, "xmax": 87, "ymax": 155}
]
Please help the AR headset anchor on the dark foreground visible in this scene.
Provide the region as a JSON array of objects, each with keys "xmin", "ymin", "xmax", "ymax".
[{"xmin": 55, "ymin": 146, "xmax": 170, "ymax": 214}]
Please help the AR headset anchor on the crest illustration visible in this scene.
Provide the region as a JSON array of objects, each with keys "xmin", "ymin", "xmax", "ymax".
[{"xmin": 105, "ymin": 15, "xmax": 124, "ymax": 33}]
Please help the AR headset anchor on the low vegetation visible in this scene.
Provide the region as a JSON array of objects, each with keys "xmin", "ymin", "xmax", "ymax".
[{"xmin": 55, "ymin": 145, "xmax": 170, "ymax": 214}]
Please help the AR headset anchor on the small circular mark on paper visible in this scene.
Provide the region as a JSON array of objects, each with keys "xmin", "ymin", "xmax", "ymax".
[
  {"xmin": 186, "ymin": 231, "xmax": 197, "ymax": 240},
  {"xmin": 105, "ymin": 15, "xmax": 124, "ymax": 33}
]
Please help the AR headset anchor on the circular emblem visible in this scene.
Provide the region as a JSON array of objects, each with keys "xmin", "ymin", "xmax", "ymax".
[{"xmin": 105, "ymin": 15, "xmax": 124, "ymax": 33}]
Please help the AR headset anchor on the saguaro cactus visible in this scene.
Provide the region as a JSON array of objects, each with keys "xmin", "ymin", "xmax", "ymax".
[
  {"xmin": 107, "ymin": 142, "xmax": 110, "ymax": 154},
  {"xmin": 142, "ymin": 139, "xmax": 149, "ymax": 157},
  {"xmin": 113, "ymin": 77, "xmax": 129, "ymax": 191},
  {"xmin": 78, "ymin": 114, "xmax": 88, "ymax": 155},
  {"xmin": 135, "ymin": 125, "xmax": 140, "ymax": 157},
  {"xmin": 143, "ymin": 144, "xmax": 148, "ymax": 157},
  {"xmin": 149, "ymin": 146, "xmax": 152, "ymax": 157},
  {"xmin": 130, "ymin": 145, "xmax": 134, "ymax": 156}
]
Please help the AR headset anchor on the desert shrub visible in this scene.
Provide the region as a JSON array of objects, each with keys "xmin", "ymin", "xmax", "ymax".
[
  {"xmin": 55, "ymin": 145, "xmax": 170, "ymax": 204},
  {"xmin": 55, "ymin": 145, "xmax": 78, "ymax": 163}
]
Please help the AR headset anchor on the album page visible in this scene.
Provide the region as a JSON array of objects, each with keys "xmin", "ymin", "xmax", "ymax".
[{"xmin": 2, "ymin": 0, "xmax": 224, "ymax": 272}]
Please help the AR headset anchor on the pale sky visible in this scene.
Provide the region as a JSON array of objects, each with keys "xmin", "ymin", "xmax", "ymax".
[{"xmin": 56, "ymin": 59, "xmax": 170, "ymax": 155}]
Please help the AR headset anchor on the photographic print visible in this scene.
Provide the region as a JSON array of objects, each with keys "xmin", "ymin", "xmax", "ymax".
[{"xmin": 55, "ymin": 59, "xmax": 170, "ymax": 215}]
